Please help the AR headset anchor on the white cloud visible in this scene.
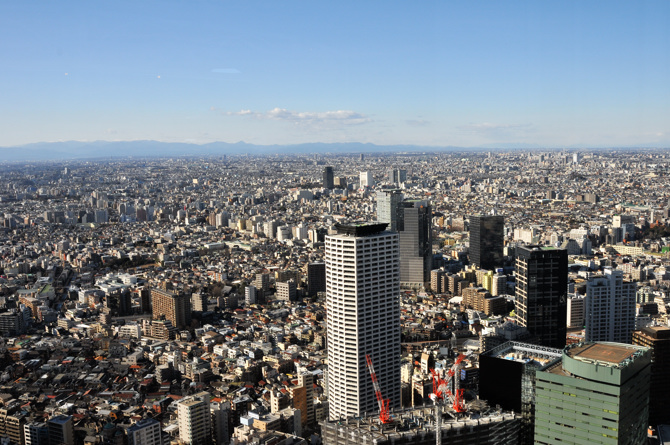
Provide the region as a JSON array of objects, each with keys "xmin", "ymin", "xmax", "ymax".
[
  {"xmin": 459, "ymin": 122, "xmax": 531, "ymax": 131},
  {"xmin": 223, "ymin": 108, "xmax": 372, "ymax": 125},
  {"xmin": 406, "ymin": 119, "xmax": 430, "ymax": 127}
]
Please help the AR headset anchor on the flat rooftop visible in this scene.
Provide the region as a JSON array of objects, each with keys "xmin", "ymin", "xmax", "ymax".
[
  {"xmin": 334, "ymin": 222, "xmax": 388, "ymax": 236},
  {"xmin": 482, "ymin": 341, "xmax": 562, "ymax": 363},
  {"xmin": 567, "ymin": 342, "xmax": 637, "ymax": 365}
]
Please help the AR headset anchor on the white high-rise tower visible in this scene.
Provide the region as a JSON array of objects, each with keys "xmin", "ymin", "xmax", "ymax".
[
  {"xmin": 325, "ymin": 223, "xmax": 400, "ymax": 420},
  {"xmin": 585, "ymin": 268, "xmax": 636, "ymax": 343}
]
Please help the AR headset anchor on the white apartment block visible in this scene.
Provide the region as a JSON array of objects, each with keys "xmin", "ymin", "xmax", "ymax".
[
  {"xmin": 127, "ymin": 418, "xmax": 163, "ymax": 445},
  {"xmin": 359, "ymin": 171, "xmax": 375, "ymax": 188},
  {"xmin": 585, "ymin": 268, "xmax": 636, "ymax": 343},
  {"xmin": 276, "ymin": 280, "xmax": 296, "ymax": 302},
  {"xmin": 178, "ymin": 392, "xmax": 212, "ymax": 445}
]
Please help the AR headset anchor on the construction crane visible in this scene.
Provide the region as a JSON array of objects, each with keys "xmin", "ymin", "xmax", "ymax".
[
  {"xmin": 366, "ymin": 354, "xmax": 392, "ymax": 424},
  {"xmin": 430, "ymin": 354, "xmax": 468, "ymax": 445},
  {"xmin": 430, "ymin": 354, "xmax": 467, "ymax": 412}
]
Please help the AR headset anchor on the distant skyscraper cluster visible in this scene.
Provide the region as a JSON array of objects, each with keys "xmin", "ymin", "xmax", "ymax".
[{"xmin": 376, "ymin": 190, "xmax": 432, "ymax": 289}]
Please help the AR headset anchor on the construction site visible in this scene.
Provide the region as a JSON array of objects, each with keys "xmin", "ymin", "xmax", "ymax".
[
  {"xmin": 320, "ymin": 403, "xmax": 520, "ymax": 445},
  {"xmin": 321, "ymin": 352, "xmax": 519, "ymax": 445}
]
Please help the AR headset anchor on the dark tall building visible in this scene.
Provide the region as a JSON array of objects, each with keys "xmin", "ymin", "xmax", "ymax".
[
  {"xmin": 479, "ymin": 342, "xmax": 562, "ymax": 445},
  {"xmin": 47, "ymin": 415, "xmax": 75, "ymax": 445},
  {"xmin": 398, "ymin": 200, "xmax": 432, "ymax": 289},
  {"xmin": 138, "ymin": 287, "xmax": 152, "ymax": 313},
  {"xmin": 307, "ymin": 262, "xmax": 326, "ymax": 297},
  {"xmin": 0, "ymin": 310, "xmax": 26, "ymax": 336},
  {"xmin": 105, "ymin": 289, "xmax": 132, "ymax": 316},
  {"xmin": 323, "ymin": 166, "xmax": 334, "ymax": 190},
  {"xmin": 515, "ymin": 246, "xmax": 568, "ymax": 349},
  {"xmin": 632, "ymin": 326, "xmax": 670, "ymax": 425},
  {"xmin": 469, "ymin": 215, "xmax": 504, "ymax": 270}
]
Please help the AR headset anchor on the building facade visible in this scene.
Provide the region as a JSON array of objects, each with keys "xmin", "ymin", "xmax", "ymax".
[
  {"xmin": 398, "ymin": 200, "xmax": 432, "ymax": 289},
  {"xmin": 127, "ymin": 418, "xmax": 163, "ymax": 445},
  {"xmin": 325, "ymin": 223, "xmax": 400, "ymax": 420},
  {"xmin": 359, "ymin": 171, "xmax": 374, "ymax": 188},
  {"xmin": 47, "ymin": 415, "xmax": 75, "ymax": 445},
  {"xmin": 515, "ymin": 246, "xmax": 568, "ymax": 349},
  {"xmin": 276, "ymin": 280, "xmax": 296, "ymax": 302},
  {"xmin": 469, "ymin": 215, "xmax": 504, "ymax": 271},
  {"xmin": 479, "ymin": 341, "xmax": 562, "ymax": 445},
  {"xmin": 566, "ymin": 294, "xmax": 585, "ymax": 329},
  {"xmin": 307, "ymin": 262, "xmax": 326, "ymax": 297},
  {"xmin": 632, "ymin": 326, "xmax": 670, "ymax": 426},
  {"xmin": 323, "ymin": 166, "xmax": 334, "ymax": 190},
  {"xmin": 151, "ymin": 288, "xmax": 192, "ymax": 330},
  {"xmin": 534, "ymin": 342, "xmax": 650, "ymax": 445},
  {"xmin": 376, "ymin": 189, "xmax": 403, "ymax": 232},
  {"xmin": 24, "ymin": 422, "xmax": 48, "ymax": 445},
  {"xmin": 585, "ymin": 268, "xmax": 636, "ymax": 343},
  {"xmin": 178, "ymin": 392, "xmax": 212, "ymax": 445}
]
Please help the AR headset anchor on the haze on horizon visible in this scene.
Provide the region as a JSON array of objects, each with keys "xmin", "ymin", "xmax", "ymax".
[{"xmin": 1, "ymin": 1, "xmax": 669, "ymax": 151}]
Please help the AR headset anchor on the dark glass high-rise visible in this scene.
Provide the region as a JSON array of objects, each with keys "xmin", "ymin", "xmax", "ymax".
[{"xmin": 469, "ymin": 215, "xmax": 504, "ymax": 270}]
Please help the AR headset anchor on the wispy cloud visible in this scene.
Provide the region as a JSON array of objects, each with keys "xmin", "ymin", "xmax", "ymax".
[
  {"xmin": 406, "ymin": 119, "xmax": 430, "ymax": 127},
  {"xmin": 212, "ymin": 68, "xmax": 240, "ymax": 74},
  {"xmin": 458, "ymin": 122, "xmax": 534, "ymax": 139},
  {"xmin": 222, "ymin": 108, "xmax": 372, "ymax": 126},
  {"xmin": 459, "ymin": 122, "xmax": 531, "ymax": 131}
]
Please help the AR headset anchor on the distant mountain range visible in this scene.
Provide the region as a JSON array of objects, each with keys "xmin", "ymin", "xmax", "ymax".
[{"xmin": 0, "ymin": 140, "xmax": 667, "ymax": 162}]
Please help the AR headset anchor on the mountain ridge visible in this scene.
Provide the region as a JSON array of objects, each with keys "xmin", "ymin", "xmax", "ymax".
[{"xmin": 0, "ymin": 140, "xmax": 668, "ymax": 162}]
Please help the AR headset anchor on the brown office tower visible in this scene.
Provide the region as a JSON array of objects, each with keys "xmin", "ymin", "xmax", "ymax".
[
  {"xmin": 151, "ymin": 288, "xmax": 192, "ymax": 330},
  {"xmin": 632, "ymin": 326, "xmax": 670, "ymax": 425}
]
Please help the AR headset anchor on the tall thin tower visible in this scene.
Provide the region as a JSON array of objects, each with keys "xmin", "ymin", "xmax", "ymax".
[
  {"xmin": 323, "ymin": 166, "xmax": 334, "ymax": 190},
  {"xmin": 325, "ymin": 223, "xmax": 400, "ymax": 420}
]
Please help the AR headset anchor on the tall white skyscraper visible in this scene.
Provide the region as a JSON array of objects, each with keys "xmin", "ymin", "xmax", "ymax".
[
  {"xmin": 325, "ymin": 223, "xmax": 400, "ymax": 420},
  {"xmin": 178, "ymin": 392, "xmax": 212, "ymax": 445},
  {"xmin": 585, "ymin": 268, "xmax": 636, "ymax": 343}
]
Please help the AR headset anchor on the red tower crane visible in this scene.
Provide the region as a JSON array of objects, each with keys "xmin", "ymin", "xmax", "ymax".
[
  {"xmin": 430, "ymin": 354, "xmax": 467, "ymax": 413},
  {"xmin": 366, "ymin": 354, "xmax": 392, "ymax": 423}
]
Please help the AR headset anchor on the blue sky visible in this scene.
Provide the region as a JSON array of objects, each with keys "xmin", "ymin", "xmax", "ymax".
[{"xmin": 1, "ymin": 1, "xmax": 669, "ymax": 148}]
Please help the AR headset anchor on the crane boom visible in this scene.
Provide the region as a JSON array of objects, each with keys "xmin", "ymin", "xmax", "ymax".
[{"xmin": 366, "ymin": 354, "xmax": 392, "ymax": 423}]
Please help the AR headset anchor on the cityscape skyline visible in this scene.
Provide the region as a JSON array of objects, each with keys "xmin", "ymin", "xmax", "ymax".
[
  {"xmin": 2, "ymin": 1, "xmax": 670, "ymax": 149},
  {"xmin": 0, "ymin": 150, "xmax": 667, "ymax": 443}
]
